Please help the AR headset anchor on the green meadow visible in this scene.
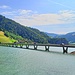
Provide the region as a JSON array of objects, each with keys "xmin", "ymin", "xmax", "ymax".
[{"xmin": 0, "ymin": 31, "xmax": 16, "ymax": 43}]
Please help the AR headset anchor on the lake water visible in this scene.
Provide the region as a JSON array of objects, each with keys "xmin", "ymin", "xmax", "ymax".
[{"xmin": 0, "ymin": 46, "xmax": 75, "ymax": 75}]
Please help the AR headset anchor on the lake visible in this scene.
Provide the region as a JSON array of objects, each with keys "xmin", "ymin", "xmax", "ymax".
[{"xmin": 0, "ymin": 46, "xmax": 75, "ymax": 75}]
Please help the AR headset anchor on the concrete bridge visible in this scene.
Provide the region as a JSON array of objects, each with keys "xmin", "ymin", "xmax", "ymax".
[{"xmin": 0, "ymin": 43, "xmax": 75, "ymax": 54}]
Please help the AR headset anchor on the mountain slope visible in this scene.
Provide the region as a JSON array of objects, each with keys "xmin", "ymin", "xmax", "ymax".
[
  {"xmin": 45, "ymin": 32, "xmax": 58, "ymax": 37},
  {"xmin": 0, "ymin": 15, "xmax": 68, "ymax": 44},
  {"xmin": 58, "ymin": 32, "xmax": 75, "ymax": 43},
  {"xmin": 46, "ymin": 32, "xmax": 75, "ymax": 43},
  {"xmin": 0, "ymin": 15, "xmax": 50, "ymax": 43}
]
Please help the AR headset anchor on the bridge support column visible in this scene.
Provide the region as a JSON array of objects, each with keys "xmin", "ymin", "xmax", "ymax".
[
  {"xmin": 15, "ymin": 45, "xmax": 18, "ymax": 47},
  {"xmin": 12, "ymin": 45, "xmax": 14, "ymax": 47},
  {"xmin": 26, "ymin": 45, "xmax": 29, "ymax": 49},
  {"xmin": 8, "ymin": 45, "xmax": 11, "ymax": 47},
  {"xmin": 63, "ymin": 47, "xmax": 68, "ymax": 54},
  {"xmin": 9, "ymin": 45, "xmax": 11, "ymax": 47},
  {"xmin": 20, "ymin": 45, "xmax": 23, "ymax": 48},
  {"xmin": 34, "ymin": 45, "xmax": 37, "ymax": 50},
  {"xmin": 45, "ymin": 46, "xmax": 49, "ymax": 51},
  {"xmin": 6, "ymin": 44, "xmax": 8, "ymax": 47}
]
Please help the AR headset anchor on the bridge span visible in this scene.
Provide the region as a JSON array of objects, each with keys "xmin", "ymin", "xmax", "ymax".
[{"xmin": 0, "ymin": 43, "xmax": 75, "ymax": 54}]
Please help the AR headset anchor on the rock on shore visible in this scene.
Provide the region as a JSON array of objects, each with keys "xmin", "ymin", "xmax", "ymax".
[{"xmin": 70, "ymin": 51, "xmax": 75, "ymax": 55}]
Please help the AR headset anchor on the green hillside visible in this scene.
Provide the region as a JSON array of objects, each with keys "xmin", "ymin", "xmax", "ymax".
[
  {"xmin": 0, "ymin": 31, "xmax": 16, "ymax": 43},
  {"xmin": 0, "ymin": 15, "xmax": 50, "ymax": 43},
  {"xmin": 0, "ymin": 15, "xmax": 68, "ymax": 44}
]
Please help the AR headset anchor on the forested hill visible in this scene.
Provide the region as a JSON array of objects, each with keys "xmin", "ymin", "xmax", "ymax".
[
  {"xmin": 46, "ymin": 32, "xmax": 75, "ymax": 43},
  {"xmin": 0, "ymin": 15, "xmax": 50, "ymax": 43},
  {"xmin": 0, "ymin": 15, "xmax": 68, "ymax": 44}
]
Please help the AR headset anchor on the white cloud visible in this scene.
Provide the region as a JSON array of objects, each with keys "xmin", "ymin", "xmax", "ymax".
[
  {"xmin": 13, "ymin": 10, "xmax": 75, "ymax": 26},
  {"xmin": 18, "ymin": 9, "xmax": 33, "ymax": 15},
  {"xmin": 1, "ymin": 9, "xmax": 75, "ymax": 26},
  {"xmin": 1, "ymin": 11, "xmax": 14, "ymax": 15},
  {"xmin": 0, "ymin": 5, "xmax": 11, "ymax": 9},
  {"xmin": 1, "ymin": 9, "xmax": 37, "ymax": 16},
  {"xmin": 14, "ymin": 14, "xmax": 64, "ymax": 26},
  {"xmin": 59, "ymin": 10, "xmax": 75, "ymax": 23}
]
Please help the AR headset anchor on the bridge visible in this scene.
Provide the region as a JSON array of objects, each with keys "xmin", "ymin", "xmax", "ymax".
[{"xmin": 0, "ymin": 43, "xmax": 75, "ymax": 54}]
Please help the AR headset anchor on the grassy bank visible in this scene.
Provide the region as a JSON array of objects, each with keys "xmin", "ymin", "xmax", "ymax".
[{"xmin": 0, "ymin": 31, "xmax": 16, "ymax": 43}]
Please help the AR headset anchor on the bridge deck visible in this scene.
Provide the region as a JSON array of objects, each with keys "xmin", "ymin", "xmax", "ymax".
[
  {"xmin": 1, "ymin": 43, "xmax": 75, "ymax": 47},
  {"xmin": 26, "ymin": 44, "xmax": 75, "ymax": 48},
  {"xmin": 0, "ymin": 43, "xmax": 75, "ymax": 53}
]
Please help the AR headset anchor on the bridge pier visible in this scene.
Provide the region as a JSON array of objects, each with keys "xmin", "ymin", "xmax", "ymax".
[
  {"xmin": 12, "ymin": 45, "xmax": 14, "ymax": 47},
  {"xmin": 20, "ymin": 44, "xmax": 23, "ymax": 48},
  {"xmin": 45, "ymin": 46, "xmax": 49, "ymax": 51},
  {"xmin": 34, "ymin": 45, "xmax": 37, "ymax": 50},
  {"xmin": 6, "ymin": 44, "xmax": 8, "ymax": 46},
  {"xmin": 63, "ymin": 47, "xmax": 68, "ymax": 54},
  {"xmin": 26, "ymin": 45, "xmax": 29, "ymax": 49},
  {"xmin": 15, "ymin": 45, "xmax": 18, "ymax": 47},
  {"xmin": 8, "ymin": 45, "xmax": 11, "ymax": 47}
]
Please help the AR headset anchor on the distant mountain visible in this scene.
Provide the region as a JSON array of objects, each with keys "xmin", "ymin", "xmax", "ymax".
[
  {"xmin": 46, "ymin": 32, "xmax": 75, "ymax": 43},
  {"xmin": 58, "ymin": 32, "xmax": 75, "ymax": 43},
  {"xmin": 0, "ymin": 15, "xmax": 68, "ymax": 44},
  {"xmin": 45, "ymin": 32, "xmax": 58, "ymax": 37}
]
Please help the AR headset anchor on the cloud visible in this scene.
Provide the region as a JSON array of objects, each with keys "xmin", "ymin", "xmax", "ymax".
[
  {"xmin": 0, "ymin": 5, "xmax": 11, "ymax": 9},
  {"xmin": 13, "ymin": 10, "xmax": 75, "ymax": 26},
  {"xmin": 13, "ymin": 13, "xmax": 63, "ymax": 26},
  {"xmin": 1, "ymin": 9, "xmax": 75, "ymax": 26},
  {"xmin": 1, "ymin": 9, "xmax": 37, "ymax": 16},
  {"xmin": 18, "ymin": 9, "xmax": 33, "ymax": 15},
  {"xmin": 59, "ymin": 10, "xmax": 75, "ymax": 23},
  {"xmin": 1, "ymin": 11, "xmax": 14, "ymax": 15}
]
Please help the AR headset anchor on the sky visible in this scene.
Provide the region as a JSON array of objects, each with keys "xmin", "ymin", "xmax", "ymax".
[{"xmin": 0, "ymin": 0, "xmax": 75, "ymax": 34}]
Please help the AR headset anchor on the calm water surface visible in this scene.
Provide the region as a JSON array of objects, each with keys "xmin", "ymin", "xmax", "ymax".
[{"xmin": 0, "ymin": 46, "xmax": 75, "ymax": 75}]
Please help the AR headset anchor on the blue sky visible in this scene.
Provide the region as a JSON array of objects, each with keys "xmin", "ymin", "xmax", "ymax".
[{"xmin": 0, "ymin": 0, "xmax": 75, "ymax": 34}]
